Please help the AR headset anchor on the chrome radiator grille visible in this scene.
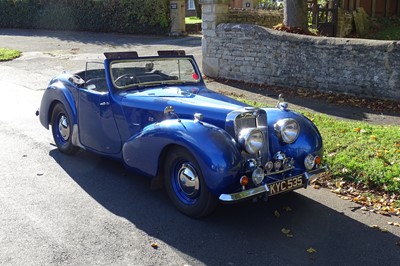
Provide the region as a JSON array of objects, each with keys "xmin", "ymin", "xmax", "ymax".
[
  {"xmin": 234, "ymin": 113, "xmax": 257, "ymax": 134},
  {"xmin": 225, "ymin": 107, "xmax": 268, "ymax": 160},
  {"xmin": 233, "ymin": 108, "xmax": 267, "ymax": 137}
]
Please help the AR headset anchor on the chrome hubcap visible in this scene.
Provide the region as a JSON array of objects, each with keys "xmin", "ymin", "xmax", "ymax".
[
  {"xmin": 58, "ymin": 115, "xmax": 70, "ymax": 141},
  {"xmin": 177, "ymin": 163, "xmax": 199, "ymax": 198}
]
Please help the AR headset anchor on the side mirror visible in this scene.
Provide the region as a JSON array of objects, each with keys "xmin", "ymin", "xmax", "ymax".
[
  {"xmin": 164, "ymin": 105, "xmax": 180, "ymax": 121},
  {"xmin": 164, "ymin": 106, "xmax": 175, "ymax": 116}
]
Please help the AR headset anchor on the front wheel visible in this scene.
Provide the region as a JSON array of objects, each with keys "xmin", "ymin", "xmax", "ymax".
[
  {"xmin": 164, "ymin": 147, "xmax": 217, "ymax": 218},
  {"xmin": 51, "ymin": 103, "xmax": 79, "ymax": 155}
]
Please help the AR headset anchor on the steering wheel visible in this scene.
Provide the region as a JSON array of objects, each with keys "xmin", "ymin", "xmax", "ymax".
[{"xmin": 114, "ymin": 74, "xmax": 138, "ymax": 87}]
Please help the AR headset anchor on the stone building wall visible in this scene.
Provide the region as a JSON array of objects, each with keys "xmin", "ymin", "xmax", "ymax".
[{"xmin": 203, "ymin": 23, "xmax": 400, "ymax": 101}]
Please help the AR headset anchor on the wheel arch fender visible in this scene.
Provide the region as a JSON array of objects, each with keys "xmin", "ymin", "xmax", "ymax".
[
  {"xmin": 122, "ymin": 119, "xmax": 243, "ymax": 195},
  {"xmin": 264, "ymin": 108, "xmax": 324, "ymax": 165},
  {"xmin": 39, "ymin": 84, "xmax": 77, "ymax": 130}
]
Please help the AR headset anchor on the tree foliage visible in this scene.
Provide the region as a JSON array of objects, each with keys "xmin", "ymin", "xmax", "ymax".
[{"xmin": 0, "ymin": 0, "xmax": 170, "ymax": 34}]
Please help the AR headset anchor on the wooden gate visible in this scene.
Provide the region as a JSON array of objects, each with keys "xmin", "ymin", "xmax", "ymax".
[{"xmin": 308, "ymin": 0, "xmax": 339, "ymax": 37}]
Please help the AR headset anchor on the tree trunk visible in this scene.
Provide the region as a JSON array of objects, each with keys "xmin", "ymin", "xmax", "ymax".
[
  {"xmin": 194, "ymin": 0, "xmax": 202, "ymax": 19},
  {"xmin": 283, "ymin": 0, "xmax": 308, "ymax": 31}
]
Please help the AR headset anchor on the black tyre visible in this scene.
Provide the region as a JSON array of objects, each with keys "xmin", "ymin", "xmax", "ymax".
[
  {"xmin": 51, "ymin": 103, "xmax": 79, "ymax": 155},
  {"xmin": 164, "ymin": 147, "xmax": 217, "ymax": 218}
]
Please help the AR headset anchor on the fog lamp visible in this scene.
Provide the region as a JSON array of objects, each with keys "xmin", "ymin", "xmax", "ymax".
[
  {"xmin": 283, "ymin": 158, "xmax": 289, "ymax": 169},
  {"xmin": 274, "ymin": 160, "xmax": 282, "ymax": 171},
  {"xmin": 304, "ymin": 154, "xmax": 316, "ymax": 170},
  {"xmin": 265, "ymin": 161, "xmax": 274, "ymax": 172},
  {"xmin": 252, "ymin": 167, "xmax": 264, "ymax": 185}
]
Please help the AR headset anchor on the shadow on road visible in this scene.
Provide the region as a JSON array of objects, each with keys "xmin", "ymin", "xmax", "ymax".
[
  {"xmin": 50, "ymin": 149, "xmax": 400, "ymax": 265},
  {"xmin": 0, "ymin": 28, "xmax": 202, "ymax": 48}
]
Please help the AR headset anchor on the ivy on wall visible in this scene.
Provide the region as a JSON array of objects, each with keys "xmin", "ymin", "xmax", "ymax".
[{"xmin": 0, "ymin": 0, "xmax": 170, "ymax": 34}]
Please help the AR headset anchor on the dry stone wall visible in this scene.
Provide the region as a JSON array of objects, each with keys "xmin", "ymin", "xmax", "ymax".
[
  {"xmin": 227, "ymin": 9, "xmax": 283, "ymax": 29},
  {"xmin": 204, "ymin": 23, "xmax": 400, "ymax": 101}
]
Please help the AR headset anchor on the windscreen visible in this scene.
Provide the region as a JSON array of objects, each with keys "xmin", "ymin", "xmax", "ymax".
[{"xmin": 110, "ymin": 58, "xmax": 201, "ymax": 89}]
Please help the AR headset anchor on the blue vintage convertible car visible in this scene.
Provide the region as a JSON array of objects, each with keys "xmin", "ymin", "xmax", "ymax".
[{"xmin": 38, "ymin": 51, "xmax": 327, "ymax": 217}]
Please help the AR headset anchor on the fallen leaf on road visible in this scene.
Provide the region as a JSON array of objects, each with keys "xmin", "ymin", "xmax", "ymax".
[
  {"xmin": 282, "ymin": 206, "xmax": 292, "ymax": 212},
  {"xmin": 274, "ymin": 210, "xmax": 281, "ymax": 218},
  {"xmin": 380, "ymin": 228, "xmax": 389, "ymax": 233},
  {"xmin": 370, "ymin": 224, "xmax": 390, "ymax": 233},
  {"xmin": 307, "ymin": 247, "xmax": 317, "ymax": 254},
  {"xmin": 281, "ymin": 227, "xmax": 293, "ymax": 238},
  {"xmin": 387, "ymin": 222, "xmax": 400, "ymax": 227}
]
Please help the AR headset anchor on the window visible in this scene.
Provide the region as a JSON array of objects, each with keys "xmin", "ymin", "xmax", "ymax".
[{"xmin": 188, "ymin": 0, "xmax": 195, "ymax": 10}]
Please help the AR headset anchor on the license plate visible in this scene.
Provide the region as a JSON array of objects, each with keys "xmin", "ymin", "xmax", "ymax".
[{"xmin": 268, "ymin": 176, "xmax": 304, "ymax": 196}]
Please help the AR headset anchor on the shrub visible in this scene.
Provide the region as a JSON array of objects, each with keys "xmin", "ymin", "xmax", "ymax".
[{"xmin": 0, "ymin": 0, "xmax": 170, "ymax": 34}]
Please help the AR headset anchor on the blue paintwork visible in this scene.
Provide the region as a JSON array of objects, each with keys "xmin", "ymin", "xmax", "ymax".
[
  {"xmin": 122, "ymin": 119, "xmax": 242, "ymax": 195},
  {"xmin": 264, "ymin": 108, "xmax": 324, "ymax": 173},
  {"xmin": 39, "ymin": 53, "xmax": 325, "ymax": 198},
  {"xmin": 39, "ymin": 77, "xmax": 78, "ymax": 129}
]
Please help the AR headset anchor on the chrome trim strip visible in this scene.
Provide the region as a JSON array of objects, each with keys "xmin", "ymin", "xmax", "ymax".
[
  {"xmin": 72, "ymin": 124, "xmax": 85, "ymax": 149},
  {"xmin": 219, "ymin": 165, "xmax": 329, "ymax": 203},
  {"xmin": 219, "ymin": 184, "xmax": 269, "ymax": 202}
]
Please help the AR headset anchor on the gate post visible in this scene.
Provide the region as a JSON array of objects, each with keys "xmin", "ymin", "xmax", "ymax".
[
  {"xmin": 201, "ymin": 0, "xmax": 229, "ymax": 77},
  {"xmin": 170, "ymin": 0, "xmax": 186, "ymax": 36}
]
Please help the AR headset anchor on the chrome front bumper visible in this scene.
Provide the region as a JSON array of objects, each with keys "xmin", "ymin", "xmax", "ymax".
[{"xmin": 219, "ymin": 165, "xmax": 329, "ymax": 203}]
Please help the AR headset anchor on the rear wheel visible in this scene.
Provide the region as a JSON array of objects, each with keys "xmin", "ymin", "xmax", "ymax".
[
  {"xmin": 51, "ymin": 103, "xmax": 79, "ymax": 155},
  {"xmin": 164, "ymin": 147, "xmax": 217, "ymax": 218}
]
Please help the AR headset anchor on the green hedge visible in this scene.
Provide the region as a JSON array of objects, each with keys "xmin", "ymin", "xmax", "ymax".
[{"xmin": 0, "ymin": 0, "xmax": 170, "ymax": 34}]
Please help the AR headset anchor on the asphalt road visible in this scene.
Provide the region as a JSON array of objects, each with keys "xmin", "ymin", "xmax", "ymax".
[{"xmin": 0, "ymin": 29, "xmax": 399, "ymax": 265}]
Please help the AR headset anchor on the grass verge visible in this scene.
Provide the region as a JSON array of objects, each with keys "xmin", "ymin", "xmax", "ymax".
[
  {"xmin": 185, "ymin": 16, "xmax": 202, "ymax": 24},
  {"xmin": 307, "ymin": 112, "xmax": 399, "ymax": 191},
  {"xmin": 0, "ymin": 48, "xmax": 21, "ymax": 61}
]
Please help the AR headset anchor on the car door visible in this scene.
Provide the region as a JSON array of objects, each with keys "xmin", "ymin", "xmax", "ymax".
[{"xmin": 78, "ymin": 64, "xmax": 122, "ymax": 154}]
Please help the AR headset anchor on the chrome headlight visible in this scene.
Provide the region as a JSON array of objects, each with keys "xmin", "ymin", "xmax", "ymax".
[
  {"xmin": 238, "ymin": 128, "xmax": 264, "ymax": 154},
  {"xmin": 274, "ymin": 118, "xmax": 300, "ymax": 144}
]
